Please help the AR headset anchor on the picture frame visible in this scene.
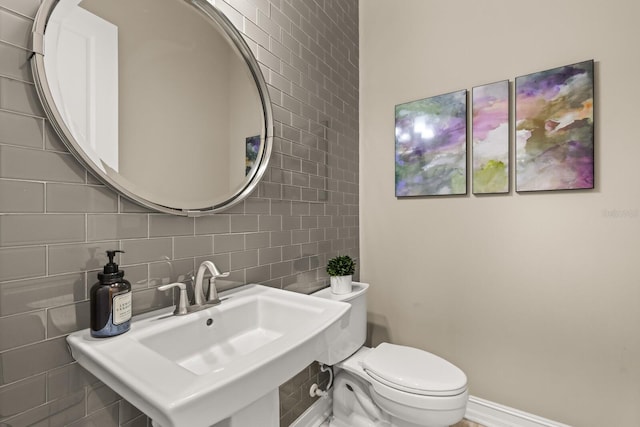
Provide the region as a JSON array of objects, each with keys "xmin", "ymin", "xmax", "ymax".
[
  {"xmin": 515, "ymin": 60, "xmax": 594, "ymax": 192},
  {"xmin": 245, "ymin": 135, "xmax": 260, "ymax": 175},
  {"xmin": 395, "ymin": 90, "xmax": 468, "ymax": 197},
  {"xmin": 472, "ymin": 80, "xmax": 510, "ymax": 194}
]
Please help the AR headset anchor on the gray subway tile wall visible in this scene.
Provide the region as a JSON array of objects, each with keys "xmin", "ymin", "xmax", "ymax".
[
  {"xmin": 0, "ymin": 179, "xmax": 44, "ymax": 212},
  {"xmin": 0, "ymin": 110, "xmax": 43, "ymax": 148},
  {"xmin": 0, "ymin": 0, "xmax": 358, "ymax": 426},
  {"xmin": 47, "ymin": 184, "xmax": 119, "ymax": 213}
]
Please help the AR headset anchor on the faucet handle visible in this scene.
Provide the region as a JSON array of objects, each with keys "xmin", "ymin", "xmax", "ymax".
[
  {"xmin": 206, "ymin": 271, "xmax": 230, "ymax": 303},
  {"xmin": 158, "ymin": 282, "xmax": 189, "ymax": 315}
]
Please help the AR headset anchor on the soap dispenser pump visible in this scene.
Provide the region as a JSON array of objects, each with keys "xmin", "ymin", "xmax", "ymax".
[{"xmin": 90, "ymin": 250, "xmax": 132, "ymax": 338}]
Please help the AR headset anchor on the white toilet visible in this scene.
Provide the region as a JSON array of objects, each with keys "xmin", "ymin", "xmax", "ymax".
[{"xmin": 313, "ymin": 282, "xmax": 468, "ymax": 427}]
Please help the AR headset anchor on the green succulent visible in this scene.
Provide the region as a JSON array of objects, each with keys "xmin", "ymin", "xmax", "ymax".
[{"xmin": 326, "ymin": 255, "xmax": 356, "ymax": 276}]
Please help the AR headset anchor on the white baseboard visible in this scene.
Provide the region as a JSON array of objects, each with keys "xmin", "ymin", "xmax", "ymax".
[
  {"xmin": 289, "ymin": 394, "xmax": 571, "ymax": 427},
  {"xmin": 288, "ymin": 396, "xmax": 332, "ymax": 427},
  {"xmin": 465, "ymin": 396, "xmax": 572, "ymax": 427}
]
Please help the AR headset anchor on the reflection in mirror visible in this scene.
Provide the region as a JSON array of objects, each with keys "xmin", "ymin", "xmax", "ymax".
[{"xmin": 32, "ymin": 0, "xmax": 272, "ymax": 215}]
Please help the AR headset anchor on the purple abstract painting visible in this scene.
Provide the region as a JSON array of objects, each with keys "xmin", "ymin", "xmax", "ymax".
[
  {"xmin": 515, "ymin": 60, "xmax": 594, "ymax": 192},
  {"xmin": 395, "ymin": 90, "xmax": 467, "ymax": 196},
  {"xmin": 472, "ymin": 80, "xmax": 509, "ymax": 194},
  {"xmin": 245, "ymin": 135, "xmax": 260, "ymax": 175}
]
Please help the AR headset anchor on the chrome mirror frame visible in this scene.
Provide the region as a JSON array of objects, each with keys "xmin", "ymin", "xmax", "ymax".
[{"xmin": 30, "ymin": 0, "xmax": 273, "ymax": 216}]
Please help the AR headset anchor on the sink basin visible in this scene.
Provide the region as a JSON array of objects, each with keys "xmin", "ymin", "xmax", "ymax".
[{"xmin": 67, "ymin": 284, "xmax": 350, "ymax": 427}]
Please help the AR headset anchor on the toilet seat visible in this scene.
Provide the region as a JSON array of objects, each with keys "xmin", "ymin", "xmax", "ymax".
[{"xmin": 362, "ymin": 343, "xmax": 467, "ymax": 397}]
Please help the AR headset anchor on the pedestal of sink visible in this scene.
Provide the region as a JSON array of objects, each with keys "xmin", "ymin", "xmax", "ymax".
[{"xmin": 152, "ymin": 390, "xmax": 278, "ymax": 427}]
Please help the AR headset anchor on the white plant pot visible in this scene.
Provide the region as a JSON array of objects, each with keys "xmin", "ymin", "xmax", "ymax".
[{"xmin": 330, "ymin": 275, "xmax": 353, "ymax": 294}]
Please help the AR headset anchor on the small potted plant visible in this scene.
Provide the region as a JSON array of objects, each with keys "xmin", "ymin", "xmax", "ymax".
[{"xmin": 326, "ymin": 255, "xmax": 356, "ymax": 294}]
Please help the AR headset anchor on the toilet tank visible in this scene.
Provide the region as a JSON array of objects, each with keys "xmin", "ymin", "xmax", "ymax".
[{"xmin": 312, "ymin": 282, "xmax": 369, "ymax": 365}]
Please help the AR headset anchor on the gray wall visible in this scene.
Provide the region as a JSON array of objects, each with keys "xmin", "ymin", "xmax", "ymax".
[{"xmin": 0, "ymin": 0, "xmax": 359, "ymax": 426}]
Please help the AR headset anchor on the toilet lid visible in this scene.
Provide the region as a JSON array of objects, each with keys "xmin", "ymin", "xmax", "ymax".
[{"xmin": 362, "ymin": 343, "xmax": 467, "ymax": 396}]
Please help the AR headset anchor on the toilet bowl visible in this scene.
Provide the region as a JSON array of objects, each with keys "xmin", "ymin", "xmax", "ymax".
[{"xmin": 313, "ymin": 282, "xmax": 468, "ymax": 427}]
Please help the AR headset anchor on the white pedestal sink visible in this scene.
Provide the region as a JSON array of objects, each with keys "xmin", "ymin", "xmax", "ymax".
[{"xmin": 67, "ymin": 284, "xmax": 350, "ymax": 427}]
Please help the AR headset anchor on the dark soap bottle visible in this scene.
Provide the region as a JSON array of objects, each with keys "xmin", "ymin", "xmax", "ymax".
[{"xmin": 90, "ymin": 250, "xmax": 132, "ymax": 338}]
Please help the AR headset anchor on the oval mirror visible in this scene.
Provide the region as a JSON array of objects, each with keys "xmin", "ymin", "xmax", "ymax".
[{"xmin": 31, "ymin": 0, "xmax": 273, "ymax": 216}]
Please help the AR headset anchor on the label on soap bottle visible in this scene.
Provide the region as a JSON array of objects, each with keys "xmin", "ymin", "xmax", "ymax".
[{"xmin": 112, "ymin": 292, "xmax": 132, "ymax": 325}]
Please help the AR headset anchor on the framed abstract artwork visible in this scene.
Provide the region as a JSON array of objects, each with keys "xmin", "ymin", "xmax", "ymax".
[
  {"xmin": 515, "ymin": 60, "xmax": 594, "ymax": 192},
  {"xmin": 472, "ymin": 80, "xmax": 510, "ymax": 194},
  {"xmin": 245, "ymin": 135, "xmax": 260, "ymax": 175},
  {"xmin": 395, "ymin": 90, "xmax": 467, "ymax": 196}
]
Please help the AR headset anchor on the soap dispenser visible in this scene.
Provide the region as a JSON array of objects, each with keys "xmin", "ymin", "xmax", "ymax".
[{"xmin": 90, "ymin": 250, "xmax": 132, "ymax": 338}]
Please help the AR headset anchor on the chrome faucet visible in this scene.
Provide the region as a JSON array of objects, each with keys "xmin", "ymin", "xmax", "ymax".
[
  {"xmin": 157, "ymin": 261, "xmax": 229, "ymax": 316},
  {"xmin": 194, "ymin": 261, "xmax": 229, "ymax": 306}
]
